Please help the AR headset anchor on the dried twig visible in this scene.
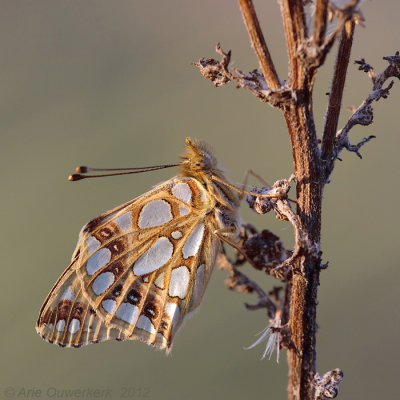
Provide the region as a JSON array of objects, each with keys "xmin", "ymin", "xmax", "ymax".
[
  {"xmin": 313, "ymin": 0, "xmax": 328, "ymax": 47},
  {"xmin": 300, "ymin": 1, "xmax": 363, "ymax": 74},
  {"xmin": 321, "ymin": 21, "xmax": 355, "ymax": 164},
  {"xmin": 194, "ymin": 44, "xmax": 293, "ymax": 108},
  {"xmin": 314, "ymin": 369, "xmax": 344, "ymax": 400},
  {"xmin": 238, "ymin": 0, "xmax": 280, "ymax": 90},
  {"xmin": 217, "ymin": 251, "xmax": 277, "ymax": 319},
  {"xmin": 323, "ymin": 52, "xmax": 400, "ymax": 181},
  {"xmin": 280, "ymin": 0, "xmax": 306, "ymax": 87},
  {"xmin": 245, "ymin": 177, "xmax": 313, "ymax": 277}
]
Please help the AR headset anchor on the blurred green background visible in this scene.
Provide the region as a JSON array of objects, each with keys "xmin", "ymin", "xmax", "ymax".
[{"xmin": 1, "ymin": 1, "xmax": 399, "ymax": 399}]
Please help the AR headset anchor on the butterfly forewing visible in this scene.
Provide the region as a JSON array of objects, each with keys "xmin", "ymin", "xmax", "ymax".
[{"xmin": 36, "ymin": 175, "xmax": 224, "ymax": 350}]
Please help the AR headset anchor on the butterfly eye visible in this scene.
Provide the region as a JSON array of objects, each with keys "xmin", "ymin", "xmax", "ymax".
[{"xmin": 192, "ymin": 157, "xmax": 212, "ymax": 172}]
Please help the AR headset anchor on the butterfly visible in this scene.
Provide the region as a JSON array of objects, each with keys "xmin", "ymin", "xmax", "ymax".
[{"xmin": 36, "ymin": 137, "xmax": 242, "ymax": 351}]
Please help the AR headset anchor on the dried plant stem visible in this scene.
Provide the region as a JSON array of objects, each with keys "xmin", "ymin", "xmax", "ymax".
[
  {"xmin": 313, "ymin": 0, "xmax": 328, "ymax": 46},
  {"xmin": 194, "ymin": 1, "xmax": 399, "ymax": 399},
  {"xmin": 238, "ymin": 0, "xmax": 280, "ymax": 90},
  {"xmin": 280, "ymin": 0, "xmax": 306, "ymax": 87},
  {"xmin": 321, "ymin": 21, "xmax": 355, "ymax": 167},
  {"xmin": 283, "ymin": 106, "xmax": 322, "ymax": 400}
]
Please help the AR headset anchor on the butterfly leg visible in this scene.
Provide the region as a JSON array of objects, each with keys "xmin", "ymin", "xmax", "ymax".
[
  {"xmin": 239, "ymin": 169, "xmax": 271, "ymax": 200},
  {"xmin": 214, "ymin": 227, "xmax": 260, "ymax": 270}
]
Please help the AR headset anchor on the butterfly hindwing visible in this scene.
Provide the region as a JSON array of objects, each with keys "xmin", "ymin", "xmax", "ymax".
[
  {"xmin": 36, "ymin": 177, "xmax": 220, "ymax": 349},
  {"xmin": 126, "ymin": 218, "xmax": 221, "ymax": 348},
  {"xmin": 36, "ymin": 260, "xmax": 126, "ymax": 347}
]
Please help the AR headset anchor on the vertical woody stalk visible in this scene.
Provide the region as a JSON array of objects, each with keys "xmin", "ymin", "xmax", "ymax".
[
  {"xmin": 196, "ymin": 0, "xmax": 377, "ymax": 399},
  {"xmin": 239, "ymin": 1, "xmax": 322, "ymax": 399},
  {"xmin": 197, "ymin": 0, "xmax": 399, "ymax": 398}
]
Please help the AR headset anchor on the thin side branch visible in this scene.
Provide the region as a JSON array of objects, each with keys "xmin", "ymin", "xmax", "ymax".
[
  {"xmin": 238, "ymin": 0, "xmax": 281, "ymax": 90},
  {"xmin": 313, "ymin": 0, "xmax": 328, "ymax": 47},
  {"xmin": 323, "ymin": 52, "xmax": 400, "ymax": 180},
  {"xmin": 194, "ymin": 44, "xmax": 293, "ymax": 108},
  {"xmin": 280, "ymin": 0, "xmax": 306, "ymax": 88},
  {"xmin": 301, "ymin": 0, "xmax": 363, "ymax": 74},
  {"xmin": 321, "ymin": 21, "xmax": 355, "ymax": 165},
  {"xmin": 217, "ymin": 251, "xmax": 277, "ymax": 319}
]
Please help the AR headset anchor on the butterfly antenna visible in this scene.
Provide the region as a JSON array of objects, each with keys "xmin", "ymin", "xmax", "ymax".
[{"xmin": 69, "ymin": 164, "xmax": 179, "ymax": 181}]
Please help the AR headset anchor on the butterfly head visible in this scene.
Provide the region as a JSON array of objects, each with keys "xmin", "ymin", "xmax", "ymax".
[{"xmin": 180, "ymin": 137, "xmax": 219, "ymax": 178}]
